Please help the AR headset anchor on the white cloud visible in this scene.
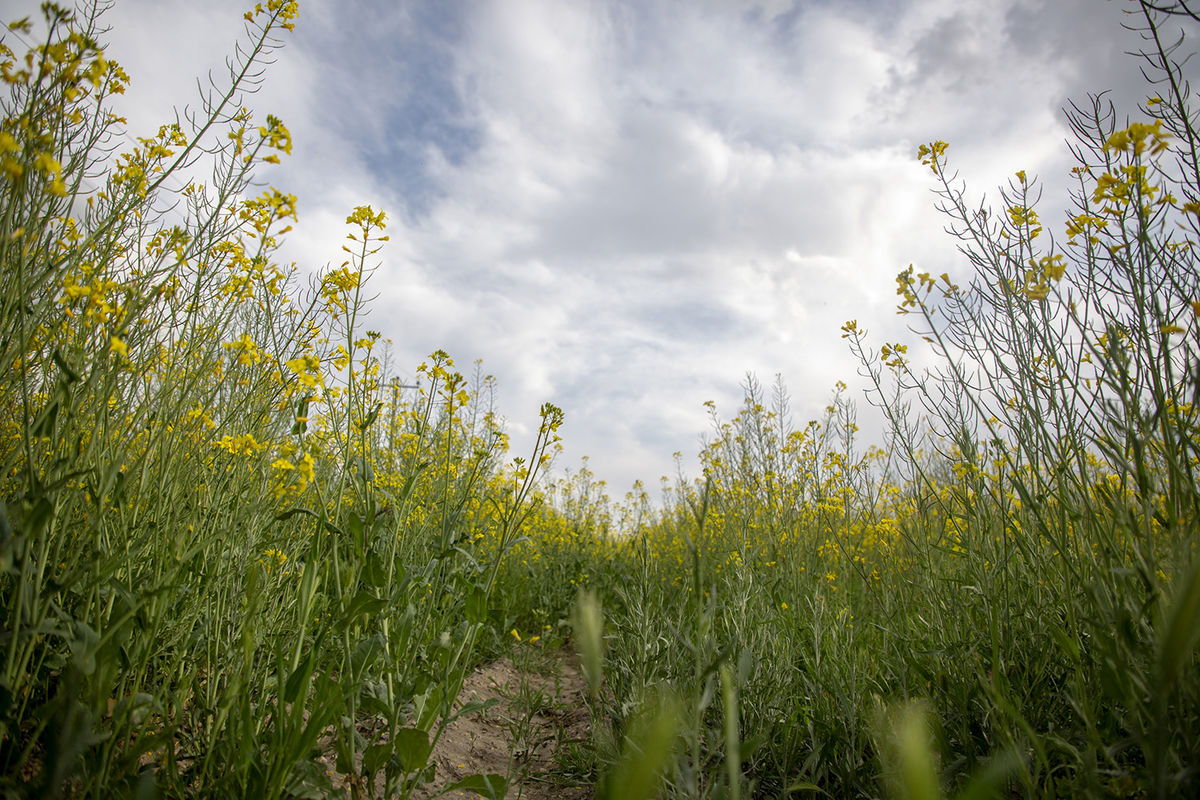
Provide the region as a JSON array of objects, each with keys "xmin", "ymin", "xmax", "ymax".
[{"xmin": 75, "ymin": 0, "xmax": 1157, "ymax": 492}]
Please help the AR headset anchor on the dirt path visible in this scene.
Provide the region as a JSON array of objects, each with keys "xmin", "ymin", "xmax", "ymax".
[
  {"xmin": 317, "ymin": 648, "xmax": 592, "ymax": 799},
  {"xmin": 418, "ymin": 649, "xmax": 592, "ymax": 800}
]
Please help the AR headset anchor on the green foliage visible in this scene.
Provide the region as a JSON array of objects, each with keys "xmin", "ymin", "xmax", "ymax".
[
  {"xmin": 5, "ymin": 1, "xmax": 1200, "ymax": 798},
  {"xmin": 503, "ymin": 2, "xmax": 1200, "ymax": 798},
  {"xmin": 0, "ymin": 3, "xmax": 563, "ymax": 797}
]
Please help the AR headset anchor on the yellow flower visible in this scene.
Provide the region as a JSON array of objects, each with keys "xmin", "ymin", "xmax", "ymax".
[
  {"xmin": 286, "ymin": 354, "xmax": 323, "ymax": 389},
  {"xmin": 259, "ymin": 548, "xmax": 288, "ymax": 572},
  {"xmin": 346, "ymin": 205, "xmax": 387, "ymax": 229},
  {"xmin": 222, "ymin": 332, "xmax": 263, "ymax": 365},
  {"xmin": 257, "ymin": 114, "xmax": 292, "ymax": 155},
  {"xmin": 109, "ymin": 336, "xmax": 128, "ymax": 357},
  {"xmin": 32, "ymin": 152, "xmax": 61, "ymax": 176},
  {"xmin": 296, "ymin": 452, "xmax": 315, "ymax": 489},
  {"xmin": 1, "ymin": 156, "xmax": 23, "ymax": 180},
  {"xmin": 215, "ymin": 433, "xmax": 268, "ymax": 456},
  {"xmin": 917, "ymin": 140, "xmax": 949, "ymax": 174},
  {"xmin": 1104, "ymin": 119, "xmax": 1171, "ymax": 157}
]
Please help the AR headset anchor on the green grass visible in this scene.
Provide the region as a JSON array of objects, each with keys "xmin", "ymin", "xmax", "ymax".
[{"xmin": 3, "ymin": 1, "xmax": 1200, "ymax": 798}]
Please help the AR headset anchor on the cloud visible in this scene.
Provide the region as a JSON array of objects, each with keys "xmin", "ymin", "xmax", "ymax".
[{"xmin": 84, "ymin": 0, "xmax": 1164, "ymax": 492}]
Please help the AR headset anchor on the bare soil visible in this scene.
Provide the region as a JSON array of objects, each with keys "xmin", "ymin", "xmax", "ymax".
[
  {"xmin": 417, "ymin": 650, "xmax": 592, "ymax": 800},
  {"xmin": 319, "ymin": 648, "xmax": 593, "ymax": 799}
]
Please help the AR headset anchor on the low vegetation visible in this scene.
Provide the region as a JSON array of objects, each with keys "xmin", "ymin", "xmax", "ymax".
[{"xmin": 2, "ymin": 1, "xmax": 1198, "ymax": 798}]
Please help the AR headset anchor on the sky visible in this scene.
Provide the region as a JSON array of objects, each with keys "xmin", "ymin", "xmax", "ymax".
[{"xmin": 74, "ymin": 0, "xmax": 1167, "ymax": 494}]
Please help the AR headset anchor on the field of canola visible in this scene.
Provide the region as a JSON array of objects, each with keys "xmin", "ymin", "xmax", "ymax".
[{"xmin": 2, "ymin": 1, "xmax": 1200, "ymax": 797}]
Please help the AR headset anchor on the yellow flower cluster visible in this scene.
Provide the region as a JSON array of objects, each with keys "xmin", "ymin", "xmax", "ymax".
[{"xmin": 216, "ymin": 432, "xmax": 268, "ymax": 457}]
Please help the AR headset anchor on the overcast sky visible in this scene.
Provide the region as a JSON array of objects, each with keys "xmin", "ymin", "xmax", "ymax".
[{"xmin": 85, "ymin": 0, "xmax": 1164, "ymax": 493}]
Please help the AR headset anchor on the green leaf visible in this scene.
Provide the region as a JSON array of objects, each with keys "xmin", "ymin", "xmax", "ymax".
[
  {"xmin": 445, "ymin": 773, "xmax": 508, "ymax": 799},
  {"xmin": 358, "ymin": 693, "xmax": 391, "ymax": 720},
  {"xmin": 1159, "ymin": 557, "xmax": 1200, "ymax": 691},
  {"xmin": 414, "ymin": 685, "xmax": 444, "ymax": 730},
  {"xmin": 70, "ymin": 620, "xmax": 100, "ymax": 675},
  {"xmin": 284, "ymin": 649, "xmax": 315, "ymax": 704},
  {"xmin": 284, "ymin": 757, "xmax": 335, "ymax": 800},
  {"xmin": 30, "ymin": 398, "xmax": 59, "ymax": 438},
  {"xmin": 358, "ymin": 401, "xmax": 382, "ymax": 432},
  {"xmin": 601, "ymin": 689, "xmax": 680, "ymax": 800},
  {"xmin": 395, "ymin": 463, "xmax": 431, "ymax": 507},
  {"xmin": 393, "ymin": 727, "xmax": 432, "ymax": 772},
  {"xmin": 25, "ymin": 496, "xmax": 55, "ymax": 538},
  {"xmin": 348, "ymin": 513, "xmax": 365, "ymax": 557},
  {"xmin": 363, "ymin": 741, "xmax": 393, "ymax": 776},
  {"xmin": 465, "ymin": 585, "xmax": 487, "ymax": 623},
  {"xmin": 955, "ymin": 751, "xmax": 1021, "ymax": 800},
  {"xmin": 447, "ymin": 697, "xmax": 499, "ymax": 724},
  {"xmin": 362, "ymin": 551, "xmax": 387, "ymax": 589},
  {"xmin": 275, "ymin": 506, "xmax": 318, "ymax": 523},
  {"xmin": 340, "ymin": 589, "xmax": 385, "ymax": 629},
  {"xmin": 52, "ymin": 348, "xmax": 81, "ymax": 383},
  {"xmin": 292, "ymin": 396, "xmax": 310, "ymax": 435}
]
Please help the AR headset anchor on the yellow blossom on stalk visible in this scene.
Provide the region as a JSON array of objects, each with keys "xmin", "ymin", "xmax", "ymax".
[
  {"xmin": 894, "ymin": 265, "xmax": 936, "ymax": 313},
  {"xmin": 917, "ymin": 140, "xmax": 948, "ymax": 174},
  {"xmin": 271, "ymin": 456, "xmax": 303, "ymax": 497},
  {"xmin": 320, "ymin": 266, "xmax": 362, "ymax": 314},
  {"xmin": 245, "ymin": 0, "xmax": 300, "ymax": 31},
  {"xmin": 1092, "ymin": 164, "xmax": 1161, "ymax": 215},
  {"xmin": 296, "ymin": 452, "xmax": 315, "ymax": 490},
  {"xmin": 259, "ymin": 548, "xmax": 287, "ymax": 571},
  {"xmin": 332, "ymin": 345, "xmax": 350, "ymax": 371},
  {"xmin": 1007, "ymin": 205, "xmax": 1042, "ymax": 238},
  {"xmin": 286, "ymin": 353, "xmax": 323, "ymax": 390},
  {"xmin": 109, "ymin": 336, "xmax": 127, "ymax": 357},
  {"xmin": 346, "ymin": 205, "xmax": 387, "ymax": 229},
  {"xmin": 216, "ymin": 432, "xmax": 268, "ymax": 457},
  {"xmin": 1104, "ymin": 119, "xmax": 1171, "ymax": 157},
  {"xmin": 324, "ymin": 267, "xmax": 359, "ymax": 292},
  {"xmin": 1066, "ymin": 212, "xmax": 1107, "ymax": 246},
  {"xmin": 257, "ymin": 114, "xmax": 292, "ymax": 155},
  {"xmin": 1019, "ymin": 253, "xmax": 1067, "ymax": 300},
  {"xmin": 880, "ymin": 343, "xmax": 908, "ymax": 370},
  {"xmin": 188, "ymin": 406, "xmax": 216, "ymax": 430},
  {"xmin": 239, "ymin": 188, "xmax": 297, "ymax": 234},
  {"xmin": 0, "ymin": 155, "xmax": 21, "ymax": 180},
  {"xmin": 222, "ymin": 332, "xmax": 262, "ymax": 365},
  {"xmin": 354, "ymin": 331, "xmax": 380, "ymax": 350},
  {"xmin": 32, "ymin": 151, "xmax": 61, "ymax": 176}
]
